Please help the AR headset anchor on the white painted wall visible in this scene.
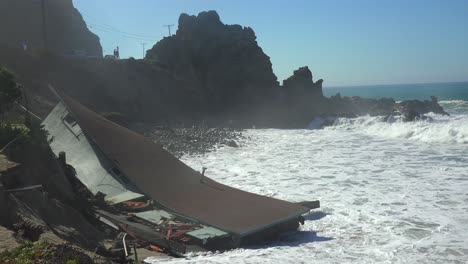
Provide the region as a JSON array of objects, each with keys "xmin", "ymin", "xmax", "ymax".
[{"xmin": 42, "ymin": 102, "xmax": 143, "ymax": 204}]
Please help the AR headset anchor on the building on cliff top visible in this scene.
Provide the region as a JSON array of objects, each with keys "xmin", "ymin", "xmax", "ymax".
[{"xmin": 41, "ymin": 90, "xmax": 320, "ymax": 254}]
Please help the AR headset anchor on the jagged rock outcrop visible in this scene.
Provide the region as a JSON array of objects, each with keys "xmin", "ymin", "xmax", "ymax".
[
  {"xmin": 283, "ymin": 66, "xmax": 323, "ymax": 97},
  {"xmin": 145, "ymin": 10, "xmax": 278, "ymax": 114},
  {"xmin": 260, "ymin": 66, "xmax": 326, "ymax": 127},
  {"xmin": 396, "ymin": 96, "xmax": 449, "ymax": 116},
  {"xmin": 323, "ymin": 94, "xmax": 449, "ymax": 122},
  {"xmin": 325, "ymin": 94, "xmax": 396, "ymax": 117},
  {"xmin": 0, "ymin": 0, "xmax": 102, "ymax": 56}
]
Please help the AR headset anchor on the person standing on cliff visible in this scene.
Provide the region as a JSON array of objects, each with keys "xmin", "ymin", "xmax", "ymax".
[{"xmin": 115, "ymin": 46, "xmax": 120, "ymax": 59}]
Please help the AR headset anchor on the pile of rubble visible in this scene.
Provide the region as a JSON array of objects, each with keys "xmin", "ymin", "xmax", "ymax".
[
  {"xmin": 0, "ymin": 143, "xmax": 154, "ymax": 263},
  {"xmin": 133, "ymin": 125, "xmax": 245, "ymax": 157}
]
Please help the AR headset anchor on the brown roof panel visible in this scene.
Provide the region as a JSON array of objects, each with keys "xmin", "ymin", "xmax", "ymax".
[{"xmin": 60, "ymin": 94, "xmax": 309, "ymax": 236}]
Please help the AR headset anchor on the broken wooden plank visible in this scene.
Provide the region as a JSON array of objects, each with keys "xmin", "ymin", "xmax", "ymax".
[
  {"xmin": 95, "ymin": 210, "xmax": 188, "ymax": 256},
  {"xmin": 5, "ymin": 185, "xmax": 43, "ymax": 193}
]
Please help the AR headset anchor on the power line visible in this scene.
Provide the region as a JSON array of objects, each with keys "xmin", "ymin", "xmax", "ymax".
[
  {"xmin": 78, "ymin": 11, "xmax": 168, "ymax": 57},
  {"xmin": 81, "ymin": 12, "xmax": 160, "ymax": 39},
  {"xmin": 88, "ymin": 23, "xmax": 159, "ymax": 39},
  {"xmin": 88, "ymin": 24, "xmax": 158, "ymax": 41},
  {"xmin": 81, "ymin": 12, "xmax": 119, "ymax": 30},
  {"xmin": 88, "ymin": 25, "xmax": 159, "ymax": 42}
]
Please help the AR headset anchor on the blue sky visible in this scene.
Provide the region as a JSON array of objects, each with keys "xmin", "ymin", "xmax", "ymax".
[{"xmin": 73, "ymin": 0, "xmax": 468, "ymax": 87}]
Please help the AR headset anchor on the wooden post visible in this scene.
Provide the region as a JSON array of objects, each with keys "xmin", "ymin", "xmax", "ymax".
[
  {"xmin": 0, "ymin": 184, "xmax": 7, "ymax": 225},
  {"xmin": 58, "ymin": 151, "xmax": 66, "ymax": 167}
]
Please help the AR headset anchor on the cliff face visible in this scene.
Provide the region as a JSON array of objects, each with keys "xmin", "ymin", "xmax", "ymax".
[
  {"xmin": 0, "ymin": 0, "xmax": 102, "ymax": 56},
  {"xmin": 283, "ymin": 66, "xmax": 323, "ymax": 98},
  {"xmin": 0, "ymin": 6, "xmax": 445, "ymax": 128},
  {"xmin": 146, "ymin": 11, "xmax": 278, "ymax": 114}
]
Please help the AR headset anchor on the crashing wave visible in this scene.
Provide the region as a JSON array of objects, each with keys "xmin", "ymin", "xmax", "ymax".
[
  {"xmin": 439, "ymin": 100, "xmax": 468, "ymax": 105},
  {"xmin": 326, "ymin": 114, "xmax": 468, "ymax": 144},
  {"xmin": 438, "ymin": 100, "xmax": 468, "ymax": 115}
]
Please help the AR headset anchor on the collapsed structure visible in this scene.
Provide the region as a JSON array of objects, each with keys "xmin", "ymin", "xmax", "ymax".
[{"xmin": 41, "ymin": 91, "xmax": 320, "ymax": 255}]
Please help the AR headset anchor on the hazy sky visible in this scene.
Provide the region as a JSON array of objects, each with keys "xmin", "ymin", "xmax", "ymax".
[{"xmin": 73, "ymin": 0, "xmax": 468, "ymax": 87}]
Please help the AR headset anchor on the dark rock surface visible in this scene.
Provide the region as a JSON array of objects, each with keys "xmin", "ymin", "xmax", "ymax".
[
  {"xmin": 146, "ymin": 10, "xmax": 279, "ymax": 115},
  {"xmin": 283, "ymin": 66, "xmax": 323, "ymax": 97},
  {"xmin": 325, "ymin": 94, "xmax": 396, "ymax": 117},
  {"xmin": 396, "ymin": 96, "xmax": 449, "ymax": 116},
  {"xmin": 0, "ymin": 0, "xmax": 102, "ymax": 57}
]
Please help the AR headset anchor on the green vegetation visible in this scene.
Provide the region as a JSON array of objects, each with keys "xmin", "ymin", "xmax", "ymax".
[
  {"xmin": 0, "ymin": 66, "xmax": 34, "ymax": 152},
  {"xmin": 0, "ymin": 66, "xmax": 22, "ymax": 120},
  {"xmin": 0, "ymin": 66, "xmax": 22, "ymax": 149},
  {"xmin": 0, "ymin": 121, "xmax": 51, "ymax": 153},
  {"xmin": 0, "ymin": 241, "xmax": 92, "ymax": 264},
  {"xmin": 0, "ymin": 241, "xmax": 55, "ymax": 264},
  {"xmin": 0, "ymin": 123, "xmax": 27, "ymax": 150}
]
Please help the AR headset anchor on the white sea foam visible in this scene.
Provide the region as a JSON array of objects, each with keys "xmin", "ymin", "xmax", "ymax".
[
  {"xmin": 329, "ymin": 114, "xmax": 468, "ymax": 144},
  {"xmin": 439, "ymin": 100, "xmax": 468, "ymax": 115},
  {"xmin": 145, "ymin": 112, "xmax": 468, "ymax": 263},
  {"xmin": 439, "ymin": 100, "xmax": 468, "ymax": 105}
]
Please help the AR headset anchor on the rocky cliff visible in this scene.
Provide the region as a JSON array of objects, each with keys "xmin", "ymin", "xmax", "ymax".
[
  {"xmin": 0, "ymin": 0, "xmax": 102, "ymax": 56},
  {"xmin": 145, "ymin": 11, "xmax": 278, "ymax": 115},
  {"xmin": 283, "ymin": 66, "xmax": 323, "ymax": 98},
  {"xmin": 0, "ymin": 7, "xmax": 448, "ymax": 128}
]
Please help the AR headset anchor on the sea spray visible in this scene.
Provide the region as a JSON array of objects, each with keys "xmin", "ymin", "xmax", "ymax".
[
  {"xmin": 328, "ymin": 114, "xmax": 468, "ymax": 144},
  {"xmin": 145, "ymin": 100, "xmax": 468, "ymax": 264}
]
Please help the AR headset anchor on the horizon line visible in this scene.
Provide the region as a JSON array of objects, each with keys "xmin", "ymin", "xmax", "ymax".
[{"xmin": 325, "ymin": 80, "xmax": 468, "ymax": 89}]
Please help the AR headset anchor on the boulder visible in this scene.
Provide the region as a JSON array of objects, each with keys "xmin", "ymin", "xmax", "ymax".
[
  {"xmin": 225, "ymin": 140, "xmax": 239, "ymax": 148},
  {"xmin": 396, "ymin": 96, "xmax": 449, "ymax": 116},
  {"xmin": 403, "ymin": 109, "xmax": 421, "ymax": 122}
]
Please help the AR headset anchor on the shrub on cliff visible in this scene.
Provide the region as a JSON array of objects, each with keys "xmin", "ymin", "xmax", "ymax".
[
  {"xmin": 0, "ymin": 67, "xmax": 22, "ymax": 120},
  {"xmin": 0, "ymin": 241, "xmax": 93, "ymax": 264},
  {"xmin": 0, "ymin": 67, "xmax": 26, "ymax": 149}
]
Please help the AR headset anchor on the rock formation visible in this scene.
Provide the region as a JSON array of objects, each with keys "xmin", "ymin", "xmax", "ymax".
[
  {"xmin": 0, "ymin": 0, "xmax": 102, "ymax": 57},
  {"xmin": 0, "ymin": 7, "xmax": 450, "ymax": 128},
  {"xmin": 395, "ymin": 96, "xmax": 449, "ymax": 116},
  {"xmin": 283, "ymin": 66, "xmax": 323, "ymax": 97},
  {"xmin": 145, "ymin": 10, "xmax": 278, "ymax": 114}
]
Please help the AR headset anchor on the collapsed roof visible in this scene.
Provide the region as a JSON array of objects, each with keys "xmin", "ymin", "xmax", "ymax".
[{"xmin": 59, "ymin": 94, "xmax": 309, "ymax": 236}]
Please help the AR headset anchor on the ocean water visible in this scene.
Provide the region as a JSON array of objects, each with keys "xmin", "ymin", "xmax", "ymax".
[
  {"xmin": 323, "ymin": 82, "xmax": 468, "ymax": 101},
  {"xmin": 145, "ymin": 85, "xmax": 468, "ymax": 264}
]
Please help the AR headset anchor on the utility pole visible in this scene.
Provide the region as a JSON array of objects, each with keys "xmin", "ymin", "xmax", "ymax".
[
  {"xmin": 140, "ymin": 43, "xmax": 147, "ymax": 58},
  {"xmin": 163, "ymin": 24, "xmax": 174, "ymax": 36},
  {"xmin": 40, "ymin": 0, "xmax": 48, "ymax": 53}
]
